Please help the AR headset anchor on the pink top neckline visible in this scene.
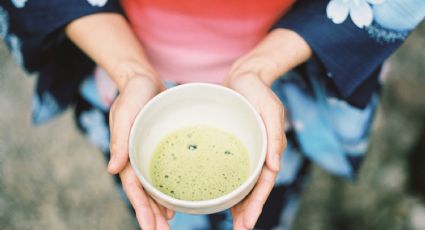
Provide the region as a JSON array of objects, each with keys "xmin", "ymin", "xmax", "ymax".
[{"xmin": 121, "ymin": 0, "xmax": 294, "ymax": 83}]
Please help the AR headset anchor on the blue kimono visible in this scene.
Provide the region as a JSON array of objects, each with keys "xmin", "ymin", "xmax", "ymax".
[{"xmin": 0, "ymin": 0, "xmax": 423, "ymax": 229}]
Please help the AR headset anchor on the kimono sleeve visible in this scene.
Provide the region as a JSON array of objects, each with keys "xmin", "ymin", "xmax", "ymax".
[
  {"xmin": 275, "ymin": 0, "xmax": 425, "ymax": 107},
  {"xmin": 0, "ymin": 0, "xmax": 122, "ymax": 71},
  {"xmin": 0, "ymin": 0, "xmax": 122, "ymax": 124}
]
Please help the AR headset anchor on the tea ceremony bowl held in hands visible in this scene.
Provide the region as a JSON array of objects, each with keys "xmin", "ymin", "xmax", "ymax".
[{"xmin": 129, "ymin": 83, "xmax": 267, "ymax": 214}]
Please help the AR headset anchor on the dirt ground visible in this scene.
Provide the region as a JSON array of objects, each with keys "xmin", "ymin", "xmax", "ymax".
[
  {"xmin": 0, "ymin": 23, "xmax": 424, "ymax": 229},
  {"xmin": 0, "ymin": 44, "xmax": 136, "ymax": 228}
]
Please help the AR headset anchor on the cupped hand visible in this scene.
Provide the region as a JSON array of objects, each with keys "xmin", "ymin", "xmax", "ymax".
[
  {"xmin": 107, "ymin": 75, "xmax": 174, "ymax": 230},
  {"xmin": 224, "ymin": 71, "xmax": 287, "ymax": 230}
]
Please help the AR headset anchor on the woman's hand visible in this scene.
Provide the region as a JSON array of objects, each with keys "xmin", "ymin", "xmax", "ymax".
[
  {"xmin": 66, "ymin": 13, "xmax": 174, "ymax": 229},
  {"xmin": 108, "ymin": 74, "xmax": 174, "ymax": 230},
  {"xmin": 224, "ymin": 71, "xmax": 286, "ymax": 230},
  {"xmin": 224, "ymin": 28, "xmax": 312, "ymax": 229}
]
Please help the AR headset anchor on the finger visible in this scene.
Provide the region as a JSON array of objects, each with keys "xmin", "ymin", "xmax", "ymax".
[
  {"xmin": 154, "ymin": 201, "xmax": 168, "ymax": 218},
  {"xmin": 120, "ymin": 165, "xmax": 156, "ymax": 230},
  {"xmin": 231, "ymin": 194, "xmax": 249, "ymax": 230},
  {"xmin": 148, "ymin": 199, "xmax": 170, "ymax": 230},
  {"xmin": 242, "ymin": 166, "xmax": 277, "ymax": 229},
  {"xmin": 108, "ymin": 78, "xmax": 156, "ymax": 174},
  {"xmin": 108, "ymin": 95, "xmax": 131, "ymax": 174},
  {"xmin": 108, "ymin": 98, "xmax": 117, "ymax": 170},
  {"xmin": 108, "ymin": 97, "xmax": 117, "ymax": 137},
  {"xmin": 150, "ymin": 198, "xmax": 168, "ymax": 219},
  {"xmin": 232, "ymin": 207, "xmax": 249, "ymax": 230},
  {"xmin": 166, "ymin": 208, "xmax": 175, "ymax": 220},
  {"xmin": 259, "ymin": 99, "xmax": 286, "ymax": 172}
]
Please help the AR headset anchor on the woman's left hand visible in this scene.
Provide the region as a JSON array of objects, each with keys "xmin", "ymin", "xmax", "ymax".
[
  {"xmin": 224, "ymin": 29, "xmax": 312, "ymax": 229},
  {"xmin": 223, "ymin": 65, "xmax": 287, "ymax": 230}
]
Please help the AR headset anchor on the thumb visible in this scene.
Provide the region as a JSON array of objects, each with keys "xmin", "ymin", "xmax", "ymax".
[
  {"xmin": 108, "ymin": 95, "xmax": 131, "ymax": 174},
  {"xmin": 260, "ymin": 100, "xmax": 286, "ymax": 172},
  {"xmin": 107, "ymin": 77, "xmax": 160, "ymax": 174}
]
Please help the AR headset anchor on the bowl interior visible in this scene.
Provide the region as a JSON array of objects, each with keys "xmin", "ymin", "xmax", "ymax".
[{"xmin": 130, "ymin": 83, "xmax": 265, "ymax": 201}]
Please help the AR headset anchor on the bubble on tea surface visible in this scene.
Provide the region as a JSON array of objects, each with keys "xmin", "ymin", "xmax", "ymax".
[{"xmin": 188, "ymin": 144, "xmax": 197, "ymax": 151}]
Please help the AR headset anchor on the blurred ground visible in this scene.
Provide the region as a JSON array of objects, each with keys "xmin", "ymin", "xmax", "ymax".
[
  {"xmin": 0, "ymin": 24, "xmax": 424, "ymax": 230},
  {"xmin": 0, "ymin": 43, "xmax": 136, "ymax": 228}
]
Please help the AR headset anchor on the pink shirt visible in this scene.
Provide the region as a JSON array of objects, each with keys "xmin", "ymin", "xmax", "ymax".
[{"xmin": 121, "ymin": 0, "xmax": 294, "ymax": 83}]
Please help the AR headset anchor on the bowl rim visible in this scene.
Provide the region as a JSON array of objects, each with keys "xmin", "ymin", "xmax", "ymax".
[{"xmin": 129, "ymin": 82, "xmax": 267, "ymax": 209}]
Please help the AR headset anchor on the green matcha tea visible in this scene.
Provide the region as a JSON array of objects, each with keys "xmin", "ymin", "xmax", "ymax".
[{"xmin": 149, "ymin": 125, "xmax": 250, "ymax": 201}]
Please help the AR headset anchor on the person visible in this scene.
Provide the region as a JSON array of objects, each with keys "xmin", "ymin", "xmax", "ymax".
[{"xmin": 0, "ymin": 0, "xmax": 423, "ymax": 229}]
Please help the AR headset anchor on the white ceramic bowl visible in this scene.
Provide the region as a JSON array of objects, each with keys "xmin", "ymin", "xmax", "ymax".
[{"xmin": 129, "ymin": 83, "xmax": 267, "ymax": 214}]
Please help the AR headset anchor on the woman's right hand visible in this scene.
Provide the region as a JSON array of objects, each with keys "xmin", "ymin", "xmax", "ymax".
[
  {"xmin": 66, "ymin": 13, "xmax": 174, "ymax": 229},
  {"xmin": 107, "ymin": 74, "xmax": 174, "ymax": 230}
]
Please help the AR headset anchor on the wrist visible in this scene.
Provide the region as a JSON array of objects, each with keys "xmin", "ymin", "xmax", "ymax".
[
  {"xmin": 232, "ymin": 29, "xmax": 312, "ymax": 86},
  {"xmin": 225, "ymin": 67, "xmax": 266, "ymax": 92},
  {"xmin": 227, "ymin": 55, "xmax": 279, "ymax": 87},
  {"xmin": 109, "ymin": 60, "xmax": 163, "ymax": 92}
]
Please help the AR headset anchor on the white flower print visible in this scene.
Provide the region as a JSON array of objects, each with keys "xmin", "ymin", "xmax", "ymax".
[
  {"xmin": 0, "ymin": 7, "xmax": 8, "ymax": 39},
  {"xmin": 326, "ymin": 0, "xmax": 385, "ymax": 28},
  {"xmin": 11, "ymin": 0, "xmax": 28, "ymax": 8},
  {"xmin": 87, "ymin": 0, "xmax": 108, "ymax": 7}
]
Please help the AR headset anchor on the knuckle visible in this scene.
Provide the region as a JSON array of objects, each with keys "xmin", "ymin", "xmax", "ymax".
[
  {"xmin": 143, "ymin": 225, "xmax": 155, "ymax": 230},
  {"xmin": 261, "ymin": 174, "xmax": 276, "ymax": 188},
  {"xmin": 281, "ymin": 106, "xmax": 286, "ymax": 118},
  {"xmin": 282, "ymin": 135, "xmax": 288, "ymax": 149},
  {"xmin": 262, "ymin": 99, "xmax": 283, "ymax": 115},
  {"xmin": 252, "ymin": 196, "xmax": 267, "ymax": 207},
  {"xmin": 134, "ymin": 202, "xmax": 150, "ymax": 212},
  {"xmin": 271, "ymin": 132, "xmax": 285, "ymax": 149},
  {"xmin": 273, "ymin": 98, "xmax": 283, "ymax": 109},
  {"xmin": 109, "ymin": 141, "xmax": 121, "ymax": 156},
  {"xmin": 273, "ymin": 131, "xmax": 284, "ymax": 142},
  {"xmin": 123, "ymin": 180, "xmax": 141, "ymax": 197}
]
